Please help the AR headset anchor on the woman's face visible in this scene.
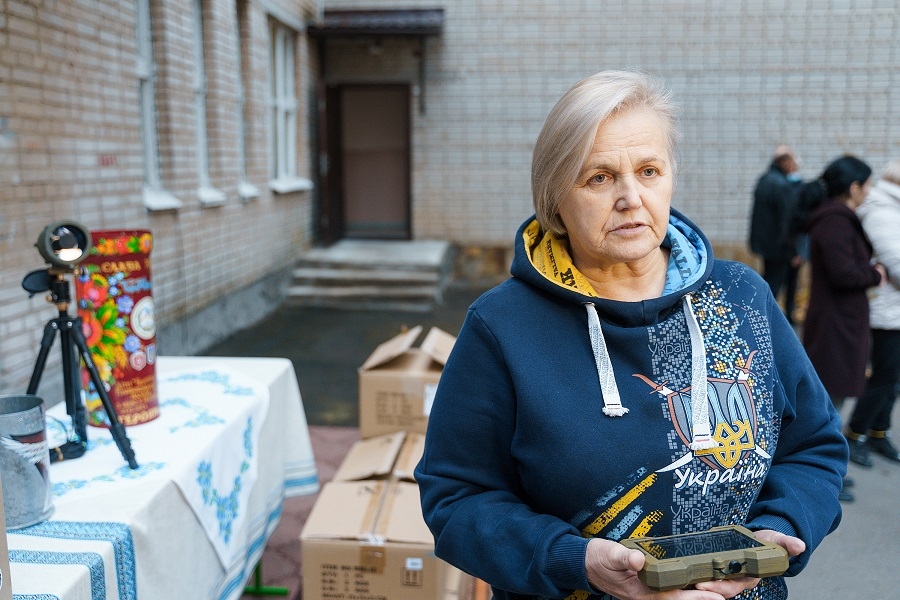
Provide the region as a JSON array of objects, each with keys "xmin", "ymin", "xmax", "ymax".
[
  {"xmin": 847, "ymin": 178, "xmax": 871, "ymax": 210},
  {"xmin": 558, "ymin": 107, "xmax": 674, "ymax": 271}
]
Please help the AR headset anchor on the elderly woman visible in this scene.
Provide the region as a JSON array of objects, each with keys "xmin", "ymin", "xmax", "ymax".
[{"xmin": 416, "ymin": 71, "xmax": 847, "ymax": 600}]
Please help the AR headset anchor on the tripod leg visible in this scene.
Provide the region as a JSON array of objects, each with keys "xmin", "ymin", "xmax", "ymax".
[
  {"xmin": 26, "ymin": 320, "xmax": 58, "ymax": 395},
  {"xmin": 31, "ymin": 319, "xmax": 86, "ymax": 462},
  {"xmin": 68, "ymin": 318, "xmax": 139, "ymax": 470},
  {"xmin": 59, "ymin": 323, "xmax": 88, "ymax": 446}
]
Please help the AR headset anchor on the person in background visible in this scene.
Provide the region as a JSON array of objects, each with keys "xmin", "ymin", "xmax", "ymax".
[
  {"xmin": 749, "ymin": 145, "xmax": 803, "ymax": 324},
  {"xmin": 845, "ymin": 159, "xmax": 900, "ymax": 467},
  {"xmin": 797, "ymin": 156, "xmax": 887, "ymax": 495},
  {"xmin": 416, "ymin": 70, "xmax": 847, "ymax": 600}
]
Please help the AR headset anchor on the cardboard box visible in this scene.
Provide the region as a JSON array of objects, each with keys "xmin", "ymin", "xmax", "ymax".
[
  {"xmin": 332, "ymin": 431, "xmax": 425, "ymax": 483},
  {"xmin": 442, "ymin": 563, "xmax": 464, "ymax": 600},
  {"xmin": 301, "ymin": 480, "xmax": 446, "ymax": 600},
  {"xmin": 358, "ymin": 325, "xmax": 456, "ymax": 439}
]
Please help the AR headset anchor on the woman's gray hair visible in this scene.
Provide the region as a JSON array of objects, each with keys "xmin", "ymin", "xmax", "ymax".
[
  {"xmin": 531, "ymin": 70, "xmax": 680, "ymax": 235},
  {"xmin": 880, "ymin": 159, "xmax": 900, "ymax": 186}
]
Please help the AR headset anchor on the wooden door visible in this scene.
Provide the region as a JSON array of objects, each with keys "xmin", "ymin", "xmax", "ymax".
[{"xmin": 339, "ymin": 85, "xmax": 411, "ymax": 239}]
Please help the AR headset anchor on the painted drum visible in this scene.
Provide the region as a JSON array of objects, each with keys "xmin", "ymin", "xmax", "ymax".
[{"xmin": 74, "ymin": 230, "xmax": 160, "ymax": 427}]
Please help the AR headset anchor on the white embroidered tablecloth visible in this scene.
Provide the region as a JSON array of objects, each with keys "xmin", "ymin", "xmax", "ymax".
[{"xmin": 6, "ymin": 356, "xmax": 319, "ymax": 600}]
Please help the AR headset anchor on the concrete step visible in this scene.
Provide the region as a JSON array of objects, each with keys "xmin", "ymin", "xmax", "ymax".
[
  {"xmin": 297, "ymin": 240, "xmax": 450, "ymax": 270},
  {"xmin": 286, "ymin": 284, "xmax": 443, "ymax": 312},
  {"xmin": 291, "ymin": 267, "xmax": 440, "ymax": 285},
  {"xmin": 288, "ymin": 240, "xmax": 453, "ymax": 311},
  {"xmin": 283, "ymin": 296, "xmax": 442, "ymax": 313},
  {"xmin": 287, "ymin": 284, "xmax": 440, "ymax": 299}
]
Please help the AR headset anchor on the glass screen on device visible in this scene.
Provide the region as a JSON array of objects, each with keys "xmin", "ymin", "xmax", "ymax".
[{"xmin": 636, "ymin": 529, "xmax": 762, "ymax": 559}]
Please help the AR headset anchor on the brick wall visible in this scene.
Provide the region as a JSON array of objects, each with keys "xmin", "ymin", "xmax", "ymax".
[
  {"xmin": 3, "ymin": 0, "xmax": 899, "ymax": 395},
  {"xmin": 0, "ymin": 0, "xmax": 319, "ymax": 396},
  {"xmin": 322, "ymin": 0, "xmax": 900, "ymax": 255}
]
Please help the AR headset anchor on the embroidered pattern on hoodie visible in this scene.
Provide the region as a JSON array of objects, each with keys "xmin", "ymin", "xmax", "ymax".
[
  {"xmin": 556, "ymin": 278, "xmax": 785, "ymax": 600},
  {"xmin": 645, "ymin": 281, "xmax": 773, "ymax": 531}
]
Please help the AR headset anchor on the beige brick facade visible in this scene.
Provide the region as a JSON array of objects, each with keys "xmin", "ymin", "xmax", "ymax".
[
  {"xmin": 2, "ymin": 0, "xmax": 899, "ymax": 397},
  {"xmin": 0, "ymin": 0, "xmax": 318, "ymax": 396},
  {"xmin": 322, "ymin": 0, "xmax": 900, "ymax": 262}
]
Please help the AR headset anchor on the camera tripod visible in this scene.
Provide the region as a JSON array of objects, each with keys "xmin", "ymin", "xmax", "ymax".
[{"xmin": 24, "ymin": 268, "xmax": 139, "ymax": 469}]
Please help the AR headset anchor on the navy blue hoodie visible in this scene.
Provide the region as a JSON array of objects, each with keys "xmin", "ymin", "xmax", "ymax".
[{"xmin": 416, "ymin": 210, "xmax": 847, "ymax": 600}]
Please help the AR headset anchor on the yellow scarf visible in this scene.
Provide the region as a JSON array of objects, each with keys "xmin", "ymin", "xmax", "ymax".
[{"xmin": 522, "ymin": 220, "xmax": 598, "ymax": 297}]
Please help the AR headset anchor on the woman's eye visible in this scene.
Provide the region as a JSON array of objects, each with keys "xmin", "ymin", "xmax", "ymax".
[
  {"xmin": 590, "ymin": 174, "xmax": 607, "ymax": 184},
  {"xmin": 642, "ymin": 167, "xmax": 658, "ymax": 177}
]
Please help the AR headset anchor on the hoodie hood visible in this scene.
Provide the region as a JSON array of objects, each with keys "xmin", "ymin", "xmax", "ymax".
[
  {"xmin": 511, "ymin": 207, "xmax": 714, "ymax": 326},
  {"xmin": 510, "ymin": 208, "xmax": 718, "ymax": 448}
]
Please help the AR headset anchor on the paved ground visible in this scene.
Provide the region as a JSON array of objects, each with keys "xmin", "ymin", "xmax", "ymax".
[
  {"xmin": 201, "ymin": 281, "xmax": 900, "ymax": 599},
  {"xmin": 206, "ymin": 281, "xmax": 492, "ymax": 599}
]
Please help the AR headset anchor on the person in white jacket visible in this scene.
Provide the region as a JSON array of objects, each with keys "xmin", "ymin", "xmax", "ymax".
[{"xmin": 847, "ymin": 159, "xmax": 900, "ymax": 466}]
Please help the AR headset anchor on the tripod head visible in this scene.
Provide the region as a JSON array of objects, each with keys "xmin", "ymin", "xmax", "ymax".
[
  {"xmin": 22, "ymin": 267, "xmax": 80, "ymax": 309},
  {"xmin": 22, "ymin": 220, "xmax": 91, "ymax": 309}
]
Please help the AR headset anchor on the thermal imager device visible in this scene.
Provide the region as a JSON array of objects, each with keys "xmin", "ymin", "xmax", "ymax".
[{"xmin": 619, "ymin": 525, "xmax": 789, "ymax": 591}]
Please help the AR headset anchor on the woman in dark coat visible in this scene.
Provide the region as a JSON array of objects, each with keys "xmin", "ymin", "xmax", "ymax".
[{"xmin": 800, "ymin": 156, "xmax": 886, "ymax": 443}]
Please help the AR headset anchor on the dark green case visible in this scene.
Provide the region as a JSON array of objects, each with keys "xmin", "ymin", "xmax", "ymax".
[{"xmin": 619, "ymin": 525, "xmax": 789, "ymax": 591}]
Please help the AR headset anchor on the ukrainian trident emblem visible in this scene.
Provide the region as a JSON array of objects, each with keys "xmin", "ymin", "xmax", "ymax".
[{"xmin": 635, "ymin": 351, "xmax": 771, "ymax": 471}]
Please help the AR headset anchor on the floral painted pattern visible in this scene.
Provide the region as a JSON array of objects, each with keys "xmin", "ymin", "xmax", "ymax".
[
  {"xmin": 93, "ymin": 232, "xmax": 153, "ymax": 257},
  {"xmin": 74, "ymin": 231, "xmax": 157, "ymax": 427}
]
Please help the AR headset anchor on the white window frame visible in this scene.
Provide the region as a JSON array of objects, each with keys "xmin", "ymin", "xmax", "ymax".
[
  {"xmin": 268, "ymin": 20, "xmax": 312, "ymax": 194},
  {"xmin": 235, "ymin": 1, "xmax": 259, "ymax": 201},
  {"xmin": 192, "ymin": 0, "xmax": 226, "ymax": 206},
  {"xmin": 136, "ymin": 0, "xmax": 181, "ymax": 211}
]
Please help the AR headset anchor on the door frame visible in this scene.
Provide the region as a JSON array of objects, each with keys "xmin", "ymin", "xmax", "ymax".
[{"xmin": 316, "ymin": 82, "xmax": 412, "ymax": 242}]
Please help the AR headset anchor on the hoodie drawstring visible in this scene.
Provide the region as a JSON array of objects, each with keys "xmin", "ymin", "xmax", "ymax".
[
  {"xmin": 585, "ymin": 302, "xmax": 628, "ymax": 417},
  {"xmin": 682, "ymin": 296, "xmax": 717, "ymax": 450},
  {"xmin": 584, "ymin": 297, "xmax": 718, "ymax": 451}
]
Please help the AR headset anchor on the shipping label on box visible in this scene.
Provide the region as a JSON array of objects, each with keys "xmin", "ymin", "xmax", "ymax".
[
  {"xmin": 358, "ymin": 326, "xmax": 456, "ymax": 439},
  {"xmin": 301, "ymin": 480, "xmax": 446, "ymax": 600}
]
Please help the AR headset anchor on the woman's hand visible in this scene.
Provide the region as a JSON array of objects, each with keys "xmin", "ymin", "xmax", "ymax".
[
  {"xmin": 874, "ymin": 262, "xmax": 888, "ymax": 286},
  {"xmin": 586, "ymin": 530, "xmax": 805, "ymax": 600},
  {"xmin": 585, "ymin": 538, "xmax": 726, "ymax": 599},
  {"xmin": 747, "ymin": 529, "xmax": 806, "ymax": 556},
  {"xmin": 693, "ymin": 529, "xmax": 805, "ymax": 598}
]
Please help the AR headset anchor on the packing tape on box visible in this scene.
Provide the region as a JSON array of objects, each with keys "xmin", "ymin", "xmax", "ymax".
[{"xmin": 360, "ymin": 540, "xmax": 387, "ymax": 573}]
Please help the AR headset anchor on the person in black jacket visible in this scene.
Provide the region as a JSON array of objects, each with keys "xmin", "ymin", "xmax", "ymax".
[{"xmin": 749, "ymin": 145, "xmax": 803, "ymax": 323}]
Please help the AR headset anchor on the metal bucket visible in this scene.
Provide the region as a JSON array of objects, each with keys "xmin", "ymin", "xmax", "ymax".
[{"xmin": 0, "ymin": 394, "xmax": 54, "ymax": 529}]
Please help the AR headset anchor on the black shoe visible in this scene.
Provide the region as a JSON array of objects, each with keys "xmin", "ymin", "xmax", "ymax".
[
  {"xmin": 847, "ymin": 438, "xmax": 873, "ymax": 468},
  {"xmin": 838, "ymin": 489, "xmax": 854, "ymax": 502},
  {"xmin": 868, "ymin": 436, "xmax": 900, "ymax": 463}
]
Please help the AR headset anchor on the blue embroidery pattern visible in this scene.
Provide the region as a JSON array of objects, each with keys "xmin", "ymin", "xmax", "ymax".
[
  {"xmin": 159, "ymin": 398, "xmax": 225, "ymax": 433},
  {"xmin": 158, "ymin": 396, "xmax": 225, "ymax": 433},
  {"xmin": 53, "ymin": 462, "xmax": 166, "ymax": 498},
  {"xmin": 196, "ymin": 417, "xmax": 254, "ymax": 544},
  {"xmin": 9, "ymin": 550, "xmax": 105, "ymax": 600},
  {"xmin": 170, "ymin": 411, "xmax": 225, "ymax": 433},
  {"xmin": 15, "ymin": 521, "xmax": 136, "ymax": 600},
  {"xmin": 166, "ymin": 371, "xmax": 256, "ymax": 396},
  {"xmin": 13, "ymin": 595, "xmax": 61, "ymax": 600},
  {"xmin": 217, "ymin": 498, "xmax": 284, "ymax": 600},
  {"xmin": 51, "ymin": 371, "xmax": 255, "ymax": 498}
]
